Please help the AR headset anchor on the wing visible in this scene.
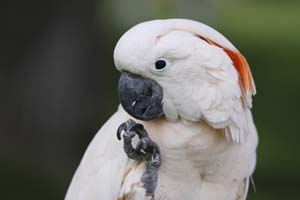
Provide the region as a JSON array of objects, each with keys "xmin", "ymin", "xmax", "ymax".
[{"xmin": 65, "ymin": 106, "xmax": 131, "ymax": 200}]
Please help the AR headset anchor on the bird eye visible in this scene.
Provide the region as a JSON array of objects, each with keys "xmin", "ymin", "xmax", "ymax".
[
  {"xmin": 155, "ymin": 60, "xmax": 167, "ymax": 70},
  {"xmin": 152, "ymin": 59, "xmax": 171, "ymax": 75}
]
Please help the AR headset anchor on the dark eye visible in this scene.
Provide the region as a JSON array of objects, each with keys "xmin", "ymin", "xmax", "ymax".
[{"xmin": 155, "ymin": 60, "xmax": 167, "ymax": 70}]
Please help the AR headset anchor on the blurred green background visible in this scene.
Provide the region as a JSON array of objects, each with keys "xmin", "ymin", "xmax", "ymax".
[{"xmin": 1, "ymin": 0, "xmax": 299, "ymax": 199}]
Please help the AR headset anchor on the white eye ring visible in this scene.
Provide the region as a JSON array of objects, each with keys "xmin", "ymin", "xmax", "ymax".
[{"xmin": 152, "ymin": 59, "xmax": 171, "ymax": 74}]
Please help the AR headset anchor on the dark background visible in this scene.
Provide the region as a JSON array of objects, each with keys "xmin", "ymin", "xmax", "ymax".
[{"xmin": 1, "ymin": 0, "xmax": 299, "ymax": 199}]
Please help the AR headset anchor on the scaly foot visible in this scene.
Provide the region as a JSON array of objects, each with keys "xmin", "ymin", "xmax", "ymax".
[{"xmin": 117, "ymin": 119, "xmax": 161, "ymax": 197}]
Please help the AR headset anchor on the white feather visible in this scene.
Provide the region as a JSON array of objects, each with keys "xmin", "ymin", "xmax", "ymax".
[
  {"xmin": 65, "ymin": 107, "xmax": 130, "ymax": 200},
  {"xmin": 67, "ymin": 19, "xmax": 258, "ymax": 200}
]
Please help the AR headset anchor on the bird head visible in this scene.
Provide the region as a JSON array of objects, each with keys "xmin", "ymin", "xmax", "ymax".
[{"xmin": 114, "ymin": 19, "xmax": 255, "ymax": 125}]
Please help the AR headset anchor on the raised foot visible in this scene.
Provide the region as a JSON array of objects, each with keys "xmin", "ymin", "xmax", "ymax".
[{"xmin": 117, "ymin": 119, "xmax": 161, "ymax": 196}]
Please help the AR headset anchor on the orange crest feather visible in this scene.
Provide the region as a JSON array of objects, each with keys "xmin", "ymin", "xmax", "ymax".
[{"xmin": 198, "ymin": 35, "xmax": 256, "ymax": 97}]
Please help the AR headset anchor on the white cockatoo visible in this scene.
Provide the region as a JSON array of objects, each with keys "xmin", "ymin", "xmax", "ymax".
[{"xmin": 65, "ymin": 19, "xmax": 258, "ymax": 200}]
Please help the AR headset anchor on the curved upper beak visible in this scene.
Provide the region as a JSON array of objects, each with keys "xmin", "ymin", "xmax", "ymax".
[{"xmin": 118, "ymin": 71, "xmax": 164, "ymax": 121}]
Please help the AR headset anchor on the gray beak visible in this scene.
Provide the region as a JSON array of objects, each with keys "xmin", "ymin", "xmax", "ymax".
[{"xmin": 118, "ymin": 72, "xmax": 164, "ymax": 121}]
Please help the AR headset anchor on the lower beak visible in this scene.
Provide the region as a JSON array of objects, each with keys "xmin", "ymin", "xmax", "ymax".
[{"xmin": 118, "ymin": 72, "xmax": 164, "ymax": 121}]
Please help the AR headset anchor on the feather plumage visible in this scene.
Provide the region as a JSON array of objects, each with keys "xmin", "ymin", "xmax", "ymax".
[
  {"xmin": 66, "ymin": 19, "xmax": 258, "ymax": 200},
  {"xmin": 65, "ymin": 107, "xmax": 130, "ymax": 200}
]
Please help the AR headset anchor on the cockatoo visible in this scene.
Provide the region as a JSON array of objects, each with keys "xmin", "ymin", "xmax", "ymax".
[{"xmin": 65, "ymin": 19, "xmax": 258, "ymax": 200}]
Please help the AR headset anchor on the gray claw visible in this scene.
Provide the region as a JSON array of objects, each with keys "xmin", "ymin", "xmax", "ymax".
[
  {"xmin": 117, "ymin": 119, "xmax": 146, "ymax": 140},
  {"xmin": 117, "ymin": 119, "xmax": 136, "ymax": 140},
  {"xmin": 117, "ymin": 119, "xmax": 161, "ymax": 196},
  {"xmin": 117, "ymin": 123, "xmax": 127, "ymax": 140}
]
